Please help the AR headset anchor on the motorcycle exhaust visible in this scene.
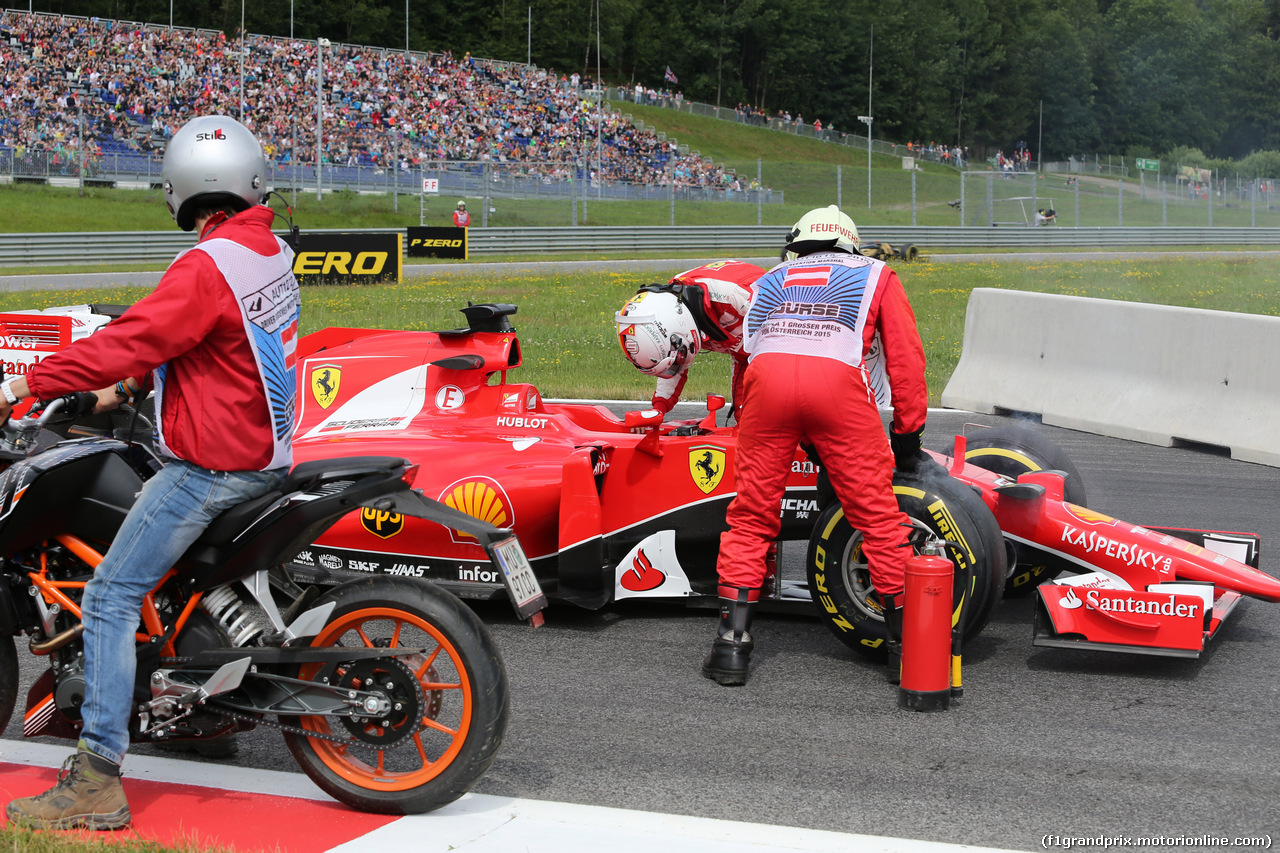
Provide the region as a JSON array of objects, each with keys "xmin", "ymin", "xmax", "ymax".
[{"xmin": 30, "ymin": 623, "xmax": 84, "ymax": 656}]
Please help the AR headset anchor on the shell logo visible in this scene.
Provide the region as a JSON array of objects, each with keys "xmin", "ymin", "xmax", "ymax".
[
  {"xmin": 437, "ymin": 477, "xmax": 514, "ymax": 544},
  {"xmin": 1065, "ymin": 503, "xmax": 1115, "ymax": 525}
]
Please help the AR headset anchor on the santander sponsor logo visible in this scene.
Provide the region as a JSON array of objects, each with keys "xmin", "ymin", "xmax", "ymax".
[
  {"xmin": 1084, "ymin": 588, "xmax": 1200, "ymax": 619},
  {"xmin": 621, "ymin": 548, "xmax": 666, "ymax": 592}
]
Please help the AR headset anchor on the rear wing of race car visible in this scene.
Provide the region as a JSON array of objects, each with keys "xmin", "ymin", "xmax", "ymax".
[
  {"xmin": 0, "ymin": 312, "xmax": 76, "ymax": 417},
  {"xmin": 0, "ymin": 306, "xmax": 122, "ymax": 415}
]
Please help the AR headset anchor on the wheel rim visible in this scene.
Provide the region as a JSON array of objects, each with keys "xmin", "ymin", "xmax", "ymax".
[
  {"xmin": 839, "ymin": 533, "xmax": 885, "ymax": 623},
  {"xmin": 297, "ymin": 606, "xmax": 473, "ymax": 791},
  {"xmin": 837, "ymin": 521, "xmax": 974, "ymax": 630}
]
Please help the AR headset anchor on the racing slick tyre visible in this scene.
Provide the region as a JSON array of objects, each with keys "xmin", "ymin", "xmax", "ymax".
[
  {"xmin": 0, "ymin": 636, "xmax": 16, "ymax": 733},
  {"xmin": 903, "ymin": 244, "xmax": 920, "ymax": 261},
  {"xmin": 804, "ymin": 470, "xmax": 1005, "ymax": 660},
  {"xmin": 282, "ymin": 577, "xmax": 509, "ymax": 815},
  {"xmin": 944, "ymin": 425, "xmax": 1087, "ymax": 595}
]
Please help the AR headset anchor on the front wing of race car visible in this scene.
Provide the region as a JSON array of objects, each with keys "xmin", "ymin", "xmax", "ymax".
[{"xmin": 943, "ymin": 439, "xmax": 1271, "ymax": 658}]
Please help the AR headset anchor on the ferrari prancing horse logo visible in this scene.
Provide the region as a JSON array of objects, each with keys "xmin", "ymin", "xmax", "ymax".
[
  {"xmin": 310, "ymin": 365, "xmax": 341, "ymax": 409},
  {"xmin": 689, "ymin": 445, "xmax": 726, "ymax": 494}
]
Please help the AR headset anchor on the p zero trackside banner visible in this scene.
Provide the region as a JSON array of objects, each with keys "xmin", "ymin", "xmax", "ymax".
[
  {"xmin": 292, "ymin": 232, "xmax": 403, "ymax": 285},
  {"xmin": 406, "ymin": 227, "xmax": 468, "ymax": 260}
]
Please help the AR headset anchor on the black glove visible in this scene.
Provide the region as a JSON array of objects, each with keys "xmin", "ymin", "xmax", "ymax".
[{"xmin": 890, "ymin": 428, "xmax": 924, "ymax": 473}]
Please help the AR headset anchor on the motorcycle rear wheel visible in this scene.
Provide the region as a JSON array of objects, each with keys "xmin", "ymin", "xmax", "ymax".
[{"xmin": 282, "ymin": 577, "xmax": 509, "ymax": 815}]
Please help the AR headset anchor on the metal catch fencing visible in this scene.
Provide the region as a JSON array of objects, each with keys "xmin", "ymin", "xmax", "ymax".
[{"xmin": 2, "ymin": 225, "xmax": 1279, "ymax": 270}]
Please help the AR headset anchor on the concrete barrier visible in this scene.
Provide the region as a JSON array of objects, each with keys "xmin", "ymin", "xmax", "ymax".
[{"xmin": 940, "ymin": 288, "xmax": 1280, "ymax": 466}]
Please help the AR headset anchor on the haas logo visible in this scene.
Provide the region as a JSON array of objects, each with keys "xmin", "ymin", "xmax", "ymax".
[{"xmin": 621, "ymin": 549, "xmax": 666, "ymax": 592}]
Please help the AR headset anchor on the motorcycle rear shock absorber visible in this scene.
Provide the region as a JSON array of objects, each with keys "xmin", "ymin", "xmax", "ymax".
[{"xmin": 202, "ymin": 584, "xmax": 266, "ymax": 647}]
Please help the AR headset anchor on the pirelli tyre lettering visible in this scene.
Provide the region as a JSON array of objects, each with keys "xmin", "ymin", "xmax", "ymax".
[
  {"xmin": 294, "ymin": 251, "xmax": 389, "ymax": 276},
  {"xmin": 944, "ymin": 425, "xmax": 1088, "ymax": 595},
  {"xmin": 805, "ymin": 469, "xmax": 1005, "ymax": 659},
  {"xmin": 410, "ymin": 239, "xmax": 465, "ymax": 248}
]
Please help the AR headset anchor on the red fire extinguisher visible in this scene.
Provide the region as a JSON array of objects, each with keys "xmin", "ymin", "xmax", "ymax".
[{"xmin": 898, "ymin": 550, "xmax": 954, "ymax": 712}]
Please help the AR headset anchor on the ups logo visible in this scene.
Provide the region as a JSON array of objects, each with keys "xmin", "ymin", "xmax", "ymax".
[{"xmin": 361, "ymin": 507, "xmax": 404, "ymax": 538}]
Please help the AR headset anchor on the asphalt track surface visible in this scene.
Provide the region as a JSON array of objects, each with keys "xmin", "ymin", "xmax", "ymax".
[{"xmin": 3, "ymin": 409, "xmax": 1279, "ymax": 852}]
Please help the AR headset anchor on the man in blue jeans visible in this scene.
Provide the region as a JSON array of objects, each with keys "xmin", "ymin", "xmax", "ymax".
[{"xmin": 2, "ymin": 114, "xmax": 300, "ymax": 830}]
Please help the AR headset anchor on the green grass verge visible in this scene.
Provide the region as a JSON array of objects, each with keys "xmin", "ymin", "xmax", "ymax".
[
  {"xmin": 0, "ymin": 825, "xmax": 248, "ymax": 853},
  {"xmin": 3, "ymin": 254, "xmax": 1275, "ymax": 406}
]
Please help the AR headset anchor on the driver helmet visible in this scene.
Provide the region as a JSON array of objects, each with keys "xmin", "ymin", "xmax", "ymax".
[
  {"xmin": 161, "ymin": 115, "xmax": 267, "ymax": 232},
  {"xmin": 783, "ymin": 204, "xmax": 859, "ymax": 260},
  {"xmin": 615, "ymin": 290, "xmax": 701, "ymax": 378},
  {"xmin": 457, "ymin": 200, "xmax": 467, "ymax": 209}
]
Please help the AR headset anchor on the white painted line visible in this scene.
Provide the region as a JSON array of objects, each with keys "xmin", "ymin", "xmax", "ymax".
[{"xmin": 2, "ymin": 740, "xmax": 1020, "ymax": 853}]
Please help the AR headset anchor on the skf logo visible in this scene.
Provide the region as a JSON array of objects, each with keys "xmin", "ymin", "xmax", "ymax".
[
  {"xmin": 195, "ymin": 129, "xmax": 227, "ymax": 141},
  {"xmin": 361, "ymin": 507, "xmax": 403, "ymax": 539},
  {"xmin": 294, "ymin": 252, "xmax": 389, "ymax": 276},
  {"xmin": 689, "ymin": 445, "xmax": 726, "ymax": 494},
  {"xmin": 310, "ymin": 364, "xmax": 341, "ymax": 408},
  {"xmin": 621, "ymin": 548, "xmax": 666, "ymax": 592},
  {"xmin": 438, "ymin": 477, "xmax": 514, "ymax": 544}
]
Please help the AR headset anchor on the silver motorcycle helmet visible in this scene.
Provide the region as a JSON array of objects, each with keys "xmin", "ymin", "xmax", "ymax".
[{"xmin": 162, "ymin": 115, "xmax": 267, "ymax": 231}]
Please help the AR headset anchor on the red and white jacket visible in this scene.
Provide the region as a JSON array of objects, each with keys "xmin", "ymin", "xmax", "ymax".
[
  {"xmin": 744, "ymin": 251, "xmax": 926, "ymax": 436},
  {"xmin": 652, "ymin": 260, "xmax": 763, "ymax": 418},
  {"xmin": 26, "ymin": 207, "xmax": 301, "ymax": 472}
]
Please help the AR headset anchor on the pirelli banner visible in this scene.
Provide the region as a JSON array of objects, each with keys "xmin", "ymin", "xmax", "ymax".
[
  {"xmin": 292, "ymin": 232, "xmax": 403, "ymax": 286},
  {"xmin": 406, "ymin": 226, "xmax": 468, "ymax": 260}
]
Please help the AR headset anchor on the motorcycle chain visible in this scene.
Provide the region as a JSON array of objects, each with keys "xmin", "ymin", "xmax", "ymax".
[{"xmin": 219, "ymin": 706, "xmax": 372, "ymax": 746}]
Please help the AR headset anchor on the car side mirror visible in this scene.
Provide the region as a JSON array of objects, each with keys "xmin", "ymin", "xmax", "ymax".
[
  {"xmin": 700, "ymin": 395, "xmax": 726, "ymax": 431},
  {"xmin": 624, "ymin": 409, "xmax": 664, "ymax": 429}
]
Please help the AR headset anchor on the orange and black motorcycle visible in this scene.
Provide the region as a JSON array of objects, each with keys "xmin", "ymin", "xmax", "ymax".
[{"xmin": 0, "ymin": 394, "xmax": 544, "ymax": 814}]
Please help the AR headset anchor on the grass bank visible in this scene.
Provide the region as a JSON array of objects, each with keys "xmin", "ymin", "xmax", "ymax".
[{"xmin": 2, "ymin": 254, "xmax": 1274, "ymax": 406}]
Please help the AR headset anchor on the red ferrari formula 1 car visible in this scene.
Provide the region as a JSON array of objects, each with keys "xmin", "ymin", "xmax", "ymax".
[
  {"xmin": 285, "ymin": 302, "xmax": 1280, "ymax": 661},
  {"xmin": 5, "ymin": 303, "xmax": 1276, "ymax": 660}
]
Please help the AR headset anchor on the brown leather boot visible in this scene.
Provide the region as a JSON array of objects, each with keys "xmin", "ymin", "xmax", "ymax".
[{"xmin": 6, "ymin": 742, "xmax": 130, "ymax": 830}]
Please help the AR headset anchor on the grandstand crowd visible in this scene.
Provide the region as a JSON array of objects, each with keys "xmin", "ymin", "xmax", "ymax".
[{"xmin": 0, "ymin": 10, "xmax": 730, "ymax": 190}]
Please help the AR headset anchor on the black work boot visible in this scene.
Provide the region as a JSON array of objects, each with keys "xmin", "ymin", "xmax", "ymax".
[
  {"xmin": 701, "ymin": 586, "xmax": 759, "ymax": 686},
  {"xmin": 881, "ymin": 593, "xmax": 904, "ymax": 685}
]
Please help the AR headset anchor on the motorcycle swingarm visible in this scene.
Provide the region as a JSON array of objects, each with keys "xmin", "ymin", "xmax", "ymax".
[
  {"xmin": 176, "ymin": 646, "xmax": 426, "ymax": 668},
  {"xmin": 207, "ymin": 670, "xmax": 401, "ymax": 719}
]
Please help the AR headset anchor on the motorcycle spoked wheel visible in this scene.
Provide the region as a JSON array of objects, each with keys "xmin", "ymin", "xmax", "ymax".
[
  {"xmin": 805, "ymin": 470, "xmax": 1005, "ymax": 660},
  {"xmin": 944, "ymin": 424, "xmax": 1088, "ymax": 595},
  {"xmin": 0, "ymin": 636, "xmax": 16, "ymax": 733},
  {"xmin": 281, "ymin": 577, "xmax": 509, "ymax": 815}
]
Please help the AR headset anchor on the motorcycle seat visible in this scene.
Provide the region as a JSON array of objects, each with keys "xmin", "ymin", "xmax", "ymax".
[
  {"xmin": 283, "ymin": 456, "xmax": 410, "ymax": 492},
  {"xmin": 198, "ymin": 490, "xmax": 286, "ymax": 547}
]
